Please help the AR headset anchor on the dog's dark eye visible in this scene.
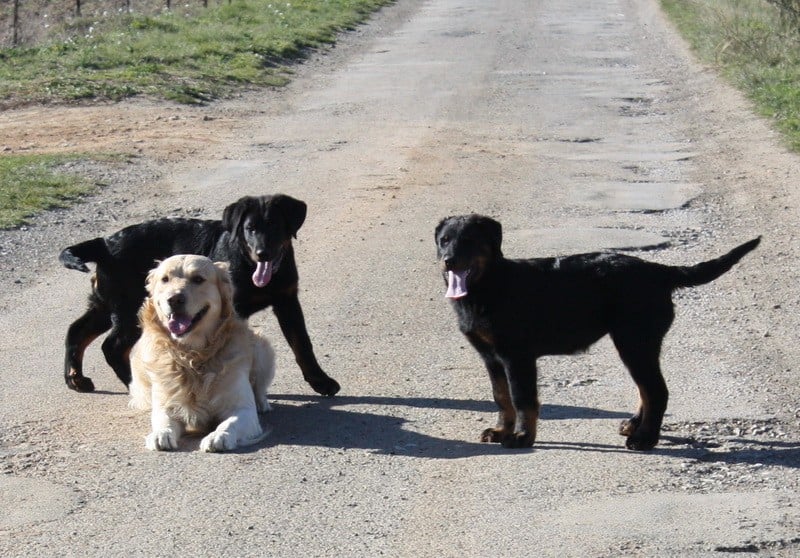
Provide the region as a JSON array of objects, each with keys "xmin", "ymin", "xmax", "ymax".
[
  {"xmin": 191, "ymin": 275, "xmax": 205, "ymax": 285},
  {"xmin": 440, "ymin": 235, "xmax": 450, "ymax": 245},
  {"xmin": 160, "ymin": 275, "xmax": 169, "ymax": 283}
]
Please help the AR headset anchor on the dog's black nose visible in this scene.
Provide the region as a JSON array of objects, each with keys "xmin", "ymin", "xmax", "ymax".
[
  {"xmin": 167, "ymin": 293, "xmax": 185, "ymax": 309},
  {"xmin": 444, "ymin": 257, "xmax": 455, "ymax": 270}
]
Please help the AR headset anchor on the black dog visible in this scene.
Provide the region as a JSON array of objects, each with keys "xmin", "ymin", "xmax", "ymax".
[
  {"xmin": 60, "ymin": 194, "xmax": 340, "ymax": 397},
  {"xmin": 435, "ymin": 214, "xmax": 760, "ymax": 450}
]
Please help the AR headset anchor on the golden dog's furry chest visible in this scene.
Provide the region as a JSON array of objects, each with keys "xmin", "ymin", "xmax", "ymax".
[{"xmin": 160, "ymin": 361, "xmax": 227, "ymax": 429}]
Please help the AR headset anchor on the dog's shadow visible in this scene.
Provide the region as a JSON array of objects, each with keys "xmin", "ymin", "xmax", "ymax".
[
  {"xmin": 237, "ymin": 394, "xmax": 800, "ymax": 467},
  {"xmin": 653, "ymin": 434, "xmax": 800, "ymax": 469},
  {"xmin": 242, "ymin": 394, "xmax": 628, "ymax": 459},
  {"xmin": 127, "ymin": 391, "xmax": 800, "ymax": 466}
]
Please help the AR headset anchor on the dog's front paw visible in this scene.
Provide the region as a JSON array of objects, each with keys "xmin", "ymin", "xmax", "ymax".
[
  {"xmin": 307, "ymin": 374, "xmax": 340, "ymax": 397},
  {"xmin": 480, "ymin": 427, "xmax": 510, "ymax": 443},
  {"xmin": 145, "ymin": 429, "xmax": 179, "ymax": 451},
  {"xmin": 624, "ymin": 430, "xmax": 659, "ymax": 451},
  {"xmin": 66, "ymin": 375, "xmax": 95, "ymax": 393},
  {"xmin": 200, "ymin": 431, "xmax": 236, "ymax": 453},
  {"xmin": 500, "ymin": 431, "xmax": 535, "ymax": 449},
  {"xmin": 618, "ymin": 416, "xmax": 641, "ymax": 437}
]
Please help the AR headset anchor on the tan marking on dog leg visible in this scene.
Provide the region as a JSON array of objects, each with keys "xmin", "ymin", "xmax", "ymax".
[
  {"xmin": 510, "ymin": 400, "xmax": 540, "ymax": 448},
  {"xmin": 619, "ymin": 395, "xmax": 643, "ymax": 437},
  {"xmin": 481, "ymin": 372, "xmax": 515, "ymax": 443}
]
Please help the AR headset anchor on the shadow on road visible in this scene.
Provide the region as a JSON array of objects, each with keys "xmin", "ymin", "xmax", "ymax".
[
  {"xmin": 250, "ymin": 393, "xmax": 630, "ymax": 459},
  {"xmin": 271, "ymin": 393, "xmax": 631, "ymax": 418},
  {"xmin": 241, "ymin": 394, "xmax": 800, "ymax": 467},
  {"xmin": 658, "ymin": 435, "xmax": 800, "ymax": 469}
]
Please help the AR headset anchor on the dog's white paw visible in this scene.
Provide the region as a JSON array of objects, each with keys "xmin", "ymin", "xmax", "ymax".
[
  {"xmin": 145, "ymin": 429, "xmax": 178, "ymax": 451},
  {"xmin": 200, "ymin": 431, "xmax": 236, "ymax": 453}
]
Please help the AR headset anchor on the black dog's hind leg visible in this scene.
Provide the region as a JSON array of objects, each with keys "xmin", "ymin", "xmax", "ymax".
[
  {"xmin": 64, "ymin": 305, "xmax": 112, "ymax": 392},
  {"xmin": 611, "ymin": 313, "xmax": 672, "ymax": 451},
  {"xmin": 100, "ymin": 315, "xmax": 140, "ymax": 388},
  {"xmin": 618, "ymin": 356, "xmax": 668, "ymax": 451},
  {"xmin": 273, "ymin": 294, "xmax": 340, "ymax": 396}
]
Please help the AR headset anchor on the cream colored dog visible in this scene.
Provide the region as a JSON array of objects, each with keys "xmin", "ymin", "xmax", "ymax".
[{"xmin": 129, "ymin": 255, "xmax": 274, "ymax": 452}]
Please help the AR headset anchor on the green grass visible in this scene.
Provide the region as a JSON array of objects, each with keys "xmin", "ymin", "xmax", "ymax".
[
  {"xmin": 661, "ymin": 0, "xmax": 800, "ymax": 151},
  {"xmin": 0, "ymin": 0, "xmax": 392, "ymax": 105},
  {"xmin": 0, "ymin": 155, "xmax": 96, "ymax": 229},
  {"xmin": 0, "ymin": 0, "xmax": 391, "ymax": 228}
]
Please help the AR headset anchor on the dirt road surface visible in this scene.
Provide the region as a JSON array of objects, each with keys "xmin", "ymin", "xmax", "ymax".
[{"xmin": 2, "ymin": 0, "xmax": 799, "ymax": 556}]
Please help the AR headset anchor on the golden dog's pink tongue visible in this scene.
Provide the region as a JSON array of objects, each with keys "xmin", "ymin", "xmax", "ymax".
[
  {"xmin": 168, "ymin": 315, "xmax": 192, "ymax": 336},
  {"xmin": 445, "ymin": 270, "xmax": 469, "ymax": 299},
  {"xmin": 252, "ymin": 261, "xmax": 273, "ymax": 287}
]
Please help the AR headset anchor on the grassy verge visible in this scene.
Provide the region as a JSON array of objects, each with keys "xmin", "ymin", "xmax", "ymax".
[
  {"xmin": 0, "ymin": 155, "xmax": 96, "ymax": 229},
  {"xmin": 661, "ymin": 0, "xmax": 800, "ymax": 151},
  {"xmin": 0, "ymin": 0, "xmax": 391, "ymax": 229},
  {"xmin": 0, "ymin": 0, "xmax": 392, "ymax": 105}
]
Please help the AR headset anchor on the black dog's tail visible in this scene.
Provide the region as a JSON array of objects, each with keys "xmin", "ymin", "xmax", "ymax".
[
  {"xmin": 668, "ymin": 237, "xmax": 761, "ymax": 289},
  {"xmin": 59, "ymin": 238, "xmax": 111, "ymax": 273}
]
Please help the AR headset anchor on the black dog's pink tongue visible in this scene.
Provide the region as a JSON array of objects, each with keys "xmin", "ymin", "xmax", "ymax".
[
  {"xmin": 168, "ymin": 315, "xmax": 192, "ymax": 336},
  {"xmin": 445, "ymin": 270, "xmax": 469, "ymax": 299},
  {"xmin": 252, "ymin": 260, "xmax": 273, "ymax": 288}
]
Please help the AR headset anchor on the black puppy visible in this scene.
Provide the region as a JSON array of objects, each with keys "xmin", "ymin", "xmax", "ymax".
[
  {"xmin": 60, "ymin": 194, "xmax": 340, "ymax": 397},
  {"xmin": 435, "ymin": 214, "xmax": 760, "ymax": 450}
]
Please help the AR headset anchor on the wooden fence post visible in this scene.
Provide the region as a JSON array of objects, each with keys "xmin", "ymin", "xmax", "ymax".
[{"xmin": 12, "ymin": 0, "xmax": 20, "ymax": 46}]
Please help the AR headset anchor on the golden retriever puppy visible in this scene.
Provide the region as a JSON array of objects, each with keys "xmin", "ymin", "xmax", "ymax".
[{"xmin": 129, "ymin": 255, "xmax": 274, "ymax": 452}]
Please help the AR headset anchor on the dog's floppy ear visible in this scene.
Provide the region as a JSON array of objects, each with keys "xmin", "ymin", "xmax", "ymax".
[
  {"xmin": 273, "ymin": 194, "xmax": 307, "ymax": 238},
  {"xmin": 214, "ymin": 261, "xmax": 234, "ymax": 319},
  {"xmin": 434, "ymin": 216, "xmax": 453, "ymax": 242},
  {"xmin": 144, "ymin": 260, "xmax": 162, "ymax": 296},
  {"xmin": 139, "ymin": 263, "xmax": 162, "ymax": 330},
  {"xmin": 475, "ymin": 215, "xmax": 503, "ymax": 256},
  {"xmin": 434, "ymin": 216, "xmax": 456, "ymax": 258},
  {"xmin": 222, "ymin": 196, "xmax": 257, "ymax": 237}
]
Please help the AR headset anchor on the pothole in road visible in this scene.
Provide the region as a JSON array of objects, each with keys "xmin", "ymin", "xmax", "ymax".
[
  {"xmin": 541, "ymin": 491, "xmax": 799, "ymax": 556},
  {"xmin": 572, "ymin": 181, "xmax": 702, "ymax": 213},
  {"xmin": 0, "ymin": 476, "xmax": 81, "ymax": 529},
  {"xmin": 505, "ymin": 226, "xmax": 670, "ymax": 253}
]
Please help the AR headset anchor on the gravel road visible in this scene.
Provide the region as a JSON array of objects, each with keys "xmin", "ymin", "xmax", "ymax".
[{"xmin": 1, "ymin": 0, "xmax": 799, "ymax": 556}]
